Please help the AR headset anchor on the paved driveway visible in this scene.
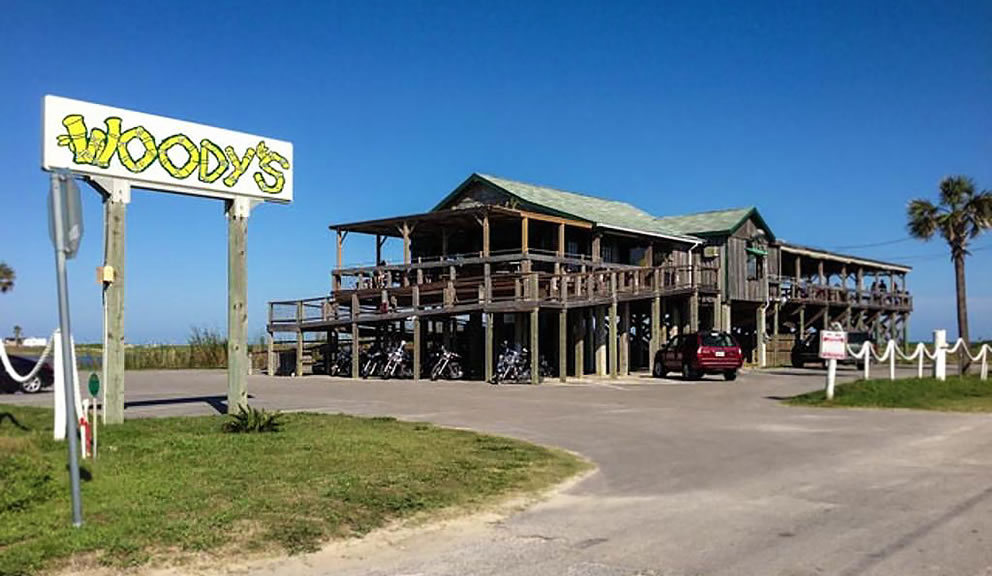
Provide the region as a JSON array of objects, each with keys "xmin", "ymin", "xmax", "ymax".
[{"xmin": 6, "ymin": 368, "xmax": 992, "ymax": 575}]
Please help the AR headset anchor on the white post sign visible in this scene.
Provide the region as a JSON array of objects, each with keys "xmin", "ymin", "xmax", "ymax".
[
  {"xmin": 42, "ymin": 95, "xmax": 293, "ymax": 203},
  {"xmin": 820, "ymin": 330, "xmax": 847, "ymax": 400}
]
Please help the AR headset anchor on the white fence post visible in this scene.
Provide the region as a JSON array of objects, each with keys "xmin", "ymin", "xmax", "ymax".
[
  {"xmin": 917, "ymin": 344, "xmax": 924, "ymax": 379},
  {"xmin": 887, "ymin": 340, "xmax": 896, "ymax": 381},
  {"xmin": 933, "ymin": 330, "xmax": 947, "ymax": 381},
  {"xmin": 863, "ymin": 342, "xmax": 871, "ymax": 380}
]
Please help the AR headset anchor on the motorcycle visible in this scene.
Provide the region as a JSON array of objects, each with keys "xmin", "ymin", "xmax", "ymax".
[
  {"xmin": 381, "ymin": 340, "xmax": 413, "ymax": 379},
  {"xmin": 429, "ymin": 346, "xmax": 463, "ymax": 381},
  {"xmin": 361, "ymin": 342, "xmax": 387, "ymax": 379},
  {"xmin": 491, "ymin": 342, "xmax": 552, "ymax": 384},
  {"xmin": 327, "ymin": 349, "xmax": 352, "ymax": 376}
]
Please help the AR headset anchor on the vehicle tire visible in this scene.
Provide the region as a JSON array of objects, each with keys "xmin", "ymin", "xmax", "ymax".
[
  {"xmin": 430, "ymin": 363, "xmax": 442, "ymax": 381},
  {"xmin": 449, "ymin": 361, "xmax": 463, "ymax": 380},
  {"xmin": 723, "ymin": 370, "xmax": 737, "ymax": 382},
  {"xmin": 20, "ymin": 376, "xmax": 43, "ymax": 394},
  {"xmin": 653, "ymin": 358, "xmax": 666, "ymax": 378},
  {"xmin": 791, "ymin": 357, "xmax": 803, "ymax": 369}
]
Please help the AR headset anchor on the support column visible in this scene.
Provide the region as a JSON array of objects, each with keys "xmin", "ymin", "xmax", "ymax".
[
  {"xmin": 772, "ymin": 302, "xmax": 780, "ymax": 367},
  {"xmin": 413, "ymin": 287, "xmax": 421, "ymax": 381},
  {"xmin": 351, "ymin": 294, "xmax": 360, "ymax": 379},
  {"xmin": 530, "ymin": 308, "xmax": 539, "ymax": 384},
  {"xmin": 226, "ymin": 198, "xmax": 250, "ymax": 412},
  {"xmin": 559, "ymin": 309, "xmax": 567, "ymax": 382},
  {"xmin": 485, "ymin": 312, "xmax": 494, "ymax": 382},
  {"xmin": 574, "ymin": 310, "xmax": 585, "ymax": 379},
  {"xmin": 295, "ymin": 331, "xmax": 304, "ymax": 377},
  {"xmin": 620, "ymin": 303, "xmax": 630, "ymax": 376},
  {"xmin": 266, "ymin": 332, "xmax": 275, "ymax": 375},
  {"xmin": 798, "ymin": 306, "xmax": 806, "ymax": 335},
  {"xmin": 595, "ymin": 306, "xmax": 607, "ymax": 376},
  {"xmin": 101, "ymin": 180, "xmax": 129, "ymax": 424},
  {"xmin": 609, "ymin": 274, "xmax": 618, "ymax": 379},
  {"xmin": 649, "ymin": 296, "xmax": 661, "ymax": 362},
  {"xmin": 689, "ymin": 292, "xmax": 699, "ymax": 332},
  {"xmin": 823, "ymin": 306, "xmax": 830, "ymax": 330},
  {"xmin": 756, "ymin": 304, "xmax": 766, "ymax": 368}
]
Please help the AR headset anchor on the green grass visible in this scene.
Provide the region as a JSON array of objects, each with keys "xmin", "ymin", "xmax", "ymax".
[
  {"xmin": 0, "ymin": 405, "xmax": 586, "ymax": 575},
  {"xmin": 785, "ymin": 375, "xmax": 992, "ymax": 412}
]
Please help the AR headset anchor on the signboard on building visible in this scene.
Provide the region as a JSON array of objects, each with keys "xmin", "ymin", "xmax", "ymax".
[
  {"xmin": 42, "ymin": 95, "xmax": 293, "ymax": 203},
  {"xmin": 819, "ymin": 330, "xmax": 848, "ymax": 360}
]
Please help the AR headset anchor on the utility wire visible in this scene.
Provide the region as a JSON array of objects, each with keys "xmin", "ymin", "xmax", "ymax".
[{"xmin": 828, "ymin": 237, "xmax": 914, "ymax": 250}]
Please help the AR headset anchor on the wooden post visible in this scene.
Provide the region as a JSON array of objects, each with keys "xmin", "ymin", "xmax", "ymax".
[
  {"xmin": 689, "ymin": 291, "xmax": 699, "ymax": 332},
  {"xmin": 412, "ymin": 287, "xmax": 421, "ymax": 381},
  {"xmin": 336, "ymin": 230, "xmax": 344, "ymax": 270},
  {"xmin": 482, "ymin": 213, "xmax": 490, "ymax": 258},
  {"xmin": 592, "ymin": 232, "xmax": 601, "ymax": 263},
  {"xmin": 375, "ymin": 234, "xmax": 383, "ymax": 264},
  {"xmin": 650, "ymin": 296, "xmax": 661, "ymax": 362},
  {"xmin": 595, "ymin": 306, "xmax": 607, "ymax": 375},
  {"xmin": 574, "ymin": 310, "xmax": 585, "ymax": 379},
  {"xmin": 794, "ymin": 254, "xmax": 801, "ymax": 285},
  {"xmin": 620, "ymin": 302, "xmax": 630, "ymax": 376},
  {"xmin": 799, "ymin": 305, "xmax": 806, "ymax": 336},
  {"xmin": 818, "ymin": 261, "xmax": 825, "ymax": 285},
  {"xmin": 295, "ymin": 302, "xmax": 304, "ymax": 377},
  {"xmin": 756, "ymin": 304, "xmax": 766, "ymax": 368},
  {"xmin": 521, "ymin": 216, "xmax": 529, "ymax": 254},
  {"xmin": 609, "ymin": 273, "xmax": 618, "ymax": 379},
  {"xmin": 557, "ymin": 222, "xmax": 566, "ymax": 257},
  {"xmin": 823, "ymin": 306, "xmax": 830, "ymax": 329},
  {"xmin": 485, "ymin": 312, "xmax": 494, "ymax": 382},
  {"xmin": 227, "ymin": 199, "xmax": 249, "ymax": 412},
  {"xmin": 559, "ymin": 309, "xmax": 567, "ymax": 382},
  {"xmin": 530, "ymin": 308, "xmax": 539, "ymax": 384},
  {"xmin": 351, "ymin": 294, "xmax": 360, "ymax": 379},
  {"xmin": 402, "ymin": 222, "xmax": 411, "ymax": 265},
  {"xmin": 772, "ymin": 302, "xmax": 780, "ymax": 366},
  {"xmin": 661, "ymin": 298, "xmax": 669, "ymax": 344},
  {"xmin": 266, "ymin": 332, "xmax": 275, "ymax": 375},
  {"xmin": 103, "ymin": 189, "xmax": 128, "ymax": 424}
]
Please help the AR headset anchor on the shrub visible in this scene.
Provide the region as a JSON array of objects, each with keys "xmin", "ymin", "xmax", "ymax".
[{"xmin": 222, "ymin": 406, "xmax": 283, "ymax": 434}]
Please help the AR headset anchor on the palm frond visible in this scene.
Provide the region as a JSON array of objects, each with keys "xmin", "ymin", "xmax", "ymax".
[
  {"xmin": 906, "ymin": 199, "xmax": 939, "ymax": 240},
  {"xmin": 938, "ymin": 176, "xmax": 975, "ymax": 211},
  {"xmin": 0, "ymin": 262, "xmax": 14, "ymax": 294}
]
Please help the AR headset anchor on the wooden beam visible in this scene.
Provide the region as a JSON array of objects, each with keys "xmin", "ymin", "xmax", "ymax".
[
  {"xmin": 485, "ymin": 312, "xmax": 494, "ymax": 382},
  {"xmin": 103, "ymin": 196, "xmax": 127, "ymax": 424},
  {"xmin": 557, "ymin": 222, "xmax": 566, "ymax": 257},
  {"xmin": 574, "ymin": 311, "xmax": 585, "ymax": 379},
  {"xmin": 413, "ymin": 286, "xmax": 421, "ymax": 381},
  {"xmin": 336, "ymin": 230, "xmax": 345, "ymax": 270},
  {"xmin": 620, "ymin": 303, "xmax": 630, "ymax": 376},
  {"xmin": 530, "ymin": 308, "xmax": 540, "ymax": 385},
  {"xmin": 592, "ymin": 232, "xmax": 602, "ymax": 263},
  {"xmin": 401, "ymin": 222, "xmax": 411, "ymax": 265},
  {"xmin": 482, "ymin": 214, "xmax": 490, "ymax": 257},
  {"xmin": 351, "ymin": 294, "xmax": 360, "ymax": 379},
  {"xmin": 266, "ymin": 332, "xmax": 275, "ymax": 375},
  {"xmin": 506, "ymin": 208, "xmax": 593, "ymax": 229},
  {"xmin": 609, "ymin": 274, "xmax": 618, "ymax": 379},
  {"xmin": 649, "ymin": 296, "xmax": 661, "ymax": 362},
  {"xmin": 559, "ymin": 309, "xmax": 567, "ymax": 382},
  {"xmin": 521, "ymin": 216, "xmax": 529, "ymax": 254},
  {"xmin": 228, "ymin": 204, "xmax": 249, "ymax": 412}
]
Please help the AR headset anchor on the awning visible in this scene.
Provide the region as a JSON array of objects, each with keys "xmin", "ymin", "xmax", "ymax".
[{"xmin": 746, "ymin": 247, "xmax": 768, "ymax": 256}]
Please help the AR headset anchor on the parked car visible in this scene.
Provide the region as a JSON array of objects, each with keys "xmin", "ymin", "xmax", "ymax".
[
  {"xmin": 791, "ymin": 330, "xmax": 872, "ymax": 369},
  {"xmin": 653, "ymin": 331, "xmax": 743, "ymax": 381},
  {"xmin": 0, "ymin": 355, "xmax": 54, "ymax": 393}
]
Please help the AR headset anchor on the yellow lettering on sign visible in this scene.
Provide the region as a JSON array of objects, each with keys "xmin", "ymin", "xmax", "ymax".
[
  {"xmin": 117, "ymin": 126, "xmax": 157, "ymax": 172},
  {"xmin": 199, "ymin": 139, "xmax": 228, "ymax": 183},
  {"xmin": 253, "ymin": 141, "xmax": 290, "ymax": 194},
  {"xmin": 157, "ymin": 134, "xmax": 198, "ymax": 179},
  {"xmin": 223, "ymin": 146, "xmax": 256, "ymax": 188},
  {"xmin": 55, "ymin": 114, "xmax": 291, "ymax": 196}
]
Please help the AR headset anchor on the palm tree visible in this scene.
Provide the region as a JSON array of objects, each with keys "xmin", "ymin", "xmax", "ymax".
[
  {"xmin": 0, "ymin": 262, "xmax": 13, "ymax": 293},
  {"xmin": 12, "ymin": 325, "xmax": 23, "ymax": 345},
  {"xmin": 907, "ymin": 176, "xmax": 992, "ymax": 371}
]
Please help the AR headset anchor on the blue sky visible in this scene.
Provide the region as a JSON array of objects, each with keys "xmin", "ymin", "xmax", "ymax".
[{"xmin": 1, "ymin": 0, "xmax": 989, "ymax": 344}]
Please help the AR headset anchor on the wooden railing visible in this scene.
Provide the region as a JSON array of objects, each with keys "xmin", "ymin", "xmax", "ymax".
[
  {"xmin": 269, "ymin": 262, "xmax": 719, "ymax": 331},
  {"xmin": 772, "ymin": 280, "xmax": 912, "ymax": 311}
]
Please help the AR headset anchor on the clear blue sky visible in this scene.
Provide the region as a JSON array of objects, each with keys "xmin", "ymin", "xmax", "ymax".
[{"xmin": 1, "ymin": 0, "xmax": 989, "ymax": 344}]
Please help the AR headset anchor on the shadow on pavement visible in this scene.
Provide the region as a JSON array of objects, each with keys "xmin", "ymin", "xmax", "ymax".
[{"xmin": 124, "ymin": 394, "xmax": 252, "ymax": 415}]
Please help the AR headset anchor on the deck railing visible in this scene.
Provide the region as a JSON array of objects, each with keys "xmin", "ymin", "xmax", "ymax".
[{"xmin": 269, "ymin": 262, "xmax": 719, "ymax": 331}]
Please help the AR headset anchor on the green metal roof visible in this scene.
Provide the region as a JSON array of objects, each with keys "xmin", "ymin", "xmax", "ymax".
[
  {"xmin": 434, "ymin": 173, "xmax": 699, "ymax": 243},
  {"xmin": 653, "ymin": 206, "xmax": 776, "ymax": 241}
]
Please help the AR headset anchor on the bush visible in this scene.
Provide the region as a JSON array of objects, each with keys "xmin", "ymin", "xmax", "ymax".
[{"xmin": 222, "ymin": 405, "xmax": 283, "ymax": 434}]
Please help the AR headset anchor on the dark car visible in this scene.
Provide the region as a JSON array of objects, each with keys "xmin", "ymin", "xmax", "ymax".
[
  {"xmin": 653, "ymin": 331, "xmax": 744, "ymax": 381},
  {"xmin": 0, "ymin": 355, "xmax": 54, "ymax": 393},
  {"xmin": 791, "ymin": 330, "xmax": 872, "ymax": 368}
]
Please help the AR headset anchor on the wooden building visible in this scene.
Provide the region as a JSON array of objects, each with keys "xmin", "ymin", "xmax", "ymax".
[{"xmin": 268, "ymin": 174, "xmax": 912, "ymax": 378}]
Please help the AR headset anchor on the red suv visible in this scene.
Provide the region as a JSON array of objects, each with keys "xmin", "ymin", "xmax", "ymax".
[{"xmin": 653, "ymin": 331, "xmax": 743, "ymax": 381}]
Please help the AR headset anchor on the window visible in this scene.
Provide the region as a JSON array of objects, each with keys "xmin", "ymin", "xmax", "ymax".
[
  {"xmin": 701, "ymin": 333, "xmax": 735, "ymax": 347},
  {"xmin": 746, "ymin": 250, "xmax": 764, "ymax": 280}
]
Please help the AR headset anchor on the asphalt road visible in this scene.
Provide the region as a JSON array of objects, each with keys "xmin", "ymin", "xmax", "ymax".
[{"xmin": 5, "ymin": 367, "xmax": 991, "ymax": 576}]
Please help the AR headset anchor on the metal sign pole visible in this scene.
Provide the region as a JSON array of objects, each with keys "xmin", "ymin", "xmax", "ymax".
[{"xmin": 50, "ymin": 171, "xmax": 83, "ymax": 527}]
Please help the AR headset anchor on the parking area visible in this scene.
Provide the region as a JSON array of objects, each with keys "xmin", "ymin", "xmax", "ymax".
[{"xmin": 5, "ymin": 367, "xmax": 991, "ymax": 575}]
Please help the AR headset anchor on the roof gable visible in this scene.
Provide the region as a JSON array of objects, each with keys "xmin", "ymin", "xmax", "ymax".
[
  {"xmin": 654, "ymin": 207, "xmax": 776, "ymax": 241},
  {"xmin": 434, "ymin": 173, "xmax": 698, "ymax": 243}
]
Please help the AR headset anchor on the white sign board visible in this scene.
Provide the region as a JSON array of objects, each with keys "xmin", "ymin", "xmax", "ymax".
[
  {"xmin": 819, "ymin": 330, "xmax": 848, "ymax": 360},
  {"xmin": 42, "ymin": 95, "xmax": 293, "ymax": 203}
]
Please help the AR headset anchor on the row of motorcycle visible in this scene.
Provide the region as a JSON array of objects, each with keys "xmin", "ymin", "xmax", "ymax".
[{"xmin": 325, "ymin": 340, "xmax": 551, "ymax": 384}]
